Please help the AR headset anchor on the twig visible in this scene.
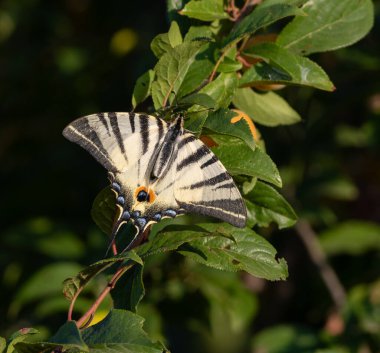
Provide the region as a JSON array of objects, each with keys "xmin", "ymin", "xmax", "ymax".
[
  {"xmin": 75, "ymin": 263, "xmax": 133, "ymax": 328},
  {"xmin": 295, "ymin": 219, "xmax": 347, "ymax": 310}
]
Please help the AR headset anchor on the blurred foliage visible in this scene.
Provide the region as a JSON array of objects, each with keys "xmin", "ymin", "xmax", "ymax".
[{"xmin": 0, "ymin": 0, "xmax": 380, "ymax": 352}]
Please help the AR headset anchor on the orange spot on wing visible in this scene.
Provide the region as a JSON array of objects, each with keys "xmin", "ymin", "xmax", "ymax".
[
  {"xmin": 148, "ymin": 188, "xmax": 156, "ymax": 203},
  {"xmin": 231, "ymin": 109, "xmax": 259, "ymax": 142},
  {"xmin": 134, "ymin": 186, "xmax": 156, "ymax": 203}
]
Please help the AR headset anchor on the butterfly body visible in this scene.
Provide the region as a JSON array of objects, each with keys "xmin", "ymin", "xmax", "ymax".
[{"xmin": 63, "ymin": 112, "xmax": 246, "ymax": 247}]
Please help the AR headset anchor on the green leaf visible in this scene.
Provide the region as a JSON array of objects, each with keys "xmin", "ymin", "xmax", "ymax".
[
  {"xmin": 91, "ymin": 186, "xmax": 116, "ymax": 236},
  {"xmin": 82, "ymin": 309, "xmax": 164, "ymax": 353},
  {"xmin": 241, "ymin": 43, "xmax": 334, "ymax": 91},
  {"xmin": 179, "ymin": 223, "xmax": 288, "ymax": 280},
  {"xmin": 252, "ymin": 325, "xmax": 319, "ymax": 353},
  {"xmin": 132, "ymin": 70, "xmax": 155, "ymax": 109},
  {"xmin": 199, "ymin": 72, "xmax": 238, "ymax": 109},
  {"xmin": 15, "ymin": 322, "xmax": 88, "ymax": 353},
  {"xmin": 244, "ymin": 181, "xmax": 297, "ymax": 229},
  {"xmin": 0, "ymin": 338, "xmax": 5, "ymax": 353},
  {"xmin": 111, "ymin": 264, "xmax": 145, "ymax": 312},
  {"xmin": 150, "ymin": 33, "xmax": 172, "ymax": 59},
  {"xmin": 178, "ymin": 92, "xmax": 216, "ymax": 109},
  {"xmin": 136, "ymin": 226, "xmax": 207, "ymax": 258},
  {"xmin": 175, "ymin": 43, "xmax": 214, "ymax": 98},
  {"xmin": 11, "ymin": 262, "xmax": 82, "ymax": 314},
  {"xmin": 63, "ymin": 252, "xmax": 143, "ymax": 301},
  {"xmin": 6, "ymin": 329, "xmax": 39, "ymax": 353},
  {"xmin": 217, "ymin": 57, "xmax": 243, "ymax": 73},
  {"xmin": 180, "ymin": 0, "xmax": 229, "ymax": 21},
  {"xmin": 151, "ymin": 41, "xmax": 205, "ymax": 109},
  {"xmin": 225, "ymin": 2, "xmax": 304, "ymax": 46},
  {"xmin": 277, "ymin": 0, "xmax": 374, "ymax": 55},
  {"xmin": 184, "ymin": 25, "xmax": 214, "ymax": 42},
  {"xmin": 168, "ymin": 21, "xmax": 183, "ymax": 47},
  {"xmin": 233, "ymin": 87, "xmax": 301, "ymax": 126},
  {"xmin": 210, "ymin": 134, "xmax": 282, "ymax": 187},
  {"xmin": 203, "ymin": 109, "xmax": 255, "ymax": 151},
  {"xmin": 319, "ymin": 221, "xmax": 380, "ymax": 256}
]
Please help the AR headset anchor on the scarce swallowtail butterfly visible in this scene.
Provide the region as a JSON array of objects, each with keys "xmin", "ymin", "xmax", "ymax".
[{"xmin": 63, "ymin": 112, "xmax": 247, "ymax": 249}]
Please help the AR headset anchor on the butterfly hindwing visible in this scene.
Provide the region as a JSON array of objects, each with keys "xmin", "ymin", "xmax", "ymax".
[{"xmin": 173, "ymin": 133, "xmax": 247, "ymax": 228}]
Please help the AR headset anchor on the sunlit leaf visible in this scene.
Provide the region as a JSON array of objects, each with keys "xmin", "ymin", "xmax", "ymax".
[
  {"xmin": 241, "ymin": 42, "xmax": 334, "ymax": 91},
  {"xmin": 225, "ymin": 2, "xmax": 304, "ymax": 46},
  {"xmin": 277, "ymin": 0, "xmax": 374, "ymax": 55},
  {"xmin": 180, "ymin": 0, "xmax": 229, "ymax": 21},
  {"xmin": 233, "ymin": 87, "xmax": 301, "ymax": 126},
  {"xmin": 151, "ymin": 41, "xmax": 205, "ymax": 109},
  {"xmin": 203, "ymin": 109, "xmax": 255, "ymax": 151},
  {"xmin": 199, "ymin": 72, "xmax": 238, "ymax": 109}
]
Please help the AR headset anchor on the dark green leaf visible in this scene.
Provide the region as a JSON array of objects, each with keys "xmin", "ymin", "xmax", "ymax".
[
  {"xmin": 151, "ymin": 41, "xmax": 205, "ymax": 109},
  {"xmin": 63, "ymin": 251, "xmax": 142, "ymax": 301},
  {"xmin": 210, "ymin": 134, "xmax": 282, "ymax": 187},
  {"xmin": 178, "ymin": 92, "xmax": 216, "ymax": 109},
  {"xmin": 111, "ymin": 264, "xmax": 145, "ymax": 312},
  {"xmin": 82, "ymin": 309, "xmax": 164, "ymax": 352},
  {"xmin": 252, "ymin": 325, "xmax": 319, "ymax": 353},
  {"xmin": 180, "ymin": 0, "xmax": 229, "ymax": 21},
  {"xmin": 176, "ymin": 43, "xmax": 214, "ymax": 99},
  {"xmin": 241, "ymin": 43, "xmax": 334, "ymax": 91},
  {"xmin": 179, "ymin": 223, "xmax": 288, "ymax": 280},
  {"xmin": 15, "ymin": 322, "xmax": 88, "ymax": 353},
  {"xmin": 233, "ymin": 87, "xmax": 301, "ymax": 126},
  {"xmin": 184, "ymin": 110, "xmax": 209, "ymax": 135},
  {"xmin": 132, "ymin": 70, "xmax": 155, "ymax": 109},
  {"xmin": 150, "ymin": 34, "xmax": 171, "ymax": 59},
  {"xmin": 203, "ymin": 109, "xmax": 255, "ymax": 151},
  {"xmin": 277, "ymin": 0, "xmax": 374, "ymax": 55},
  {"xmin": 225, "ymin": 3, "xmax": 304, "ymax": 46},
  {"xmin": 136, "ymin": 226, "xmax": 208, "ymax": 258},
  {"xmin": 11, "ymin": 262, "xmax": 82, "ymax": 314},
  {"xmin": 319, "ymin": 221, "xmax": 380, "ymax": 256},
  {"xmin": 6, "ymin": 329, "xmax": 39, "ymax": 353},
  {"xmin": 195, "ymin": 267, "xmax": 258, "ymax": 333},
  {"xmin": 244, "ymin": 181, "xmax": 297, "ymax": 229},
  {"xmin": 199, "ymin": 72, "xmax": 238, "ymax": 109},
  {"xmin": 91, "ymin": 186, "xmax": 116, "ymax": 236}
]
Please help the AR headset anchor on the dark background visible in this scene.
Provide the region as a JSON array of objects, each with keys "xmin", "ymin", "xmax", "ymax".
[{"xmin": 1, "ymin": 1, "xmax": 379, "ymax": 352}]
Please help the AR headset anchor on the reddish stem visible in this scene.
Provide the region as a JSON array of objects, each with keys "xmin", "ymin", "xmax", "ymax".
[{"xmin": 75, "ymin": 264, "xmax": 132, "ymax": 328}]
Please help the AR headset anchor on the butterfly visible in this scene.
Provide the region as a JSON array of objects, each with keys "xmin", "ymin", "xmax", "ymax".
[{"xmin": 63, "ymin": 112, "xmax": 247, "ymax": 249}]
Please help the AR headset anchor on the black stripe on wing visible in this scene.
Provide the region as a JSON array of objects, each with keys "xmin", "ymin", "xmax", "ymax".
[
  {"xmin": 109, "ymin": 112, "xmax": 128, "ymax": 163},
  {"xmin": 139, "ymin": 114, "xmax": 150, "ymax": 154},
  {"xmin": 179, "ymin": 199, "xmax": 246, "ymax": 228},
  {"xmin": 177, "ymin": 145, "xmax": 209, "ymax": 171},
  {"xmin": 63, "ymin": 117, "xmax": 116, "ymax": 171}
]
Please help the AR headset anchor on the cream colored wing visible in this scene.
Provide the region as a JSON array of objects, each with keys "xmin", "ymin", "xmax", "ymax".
[{"xmin": 173, "ymin": 133, "xmax": 247, "ymax": 228}]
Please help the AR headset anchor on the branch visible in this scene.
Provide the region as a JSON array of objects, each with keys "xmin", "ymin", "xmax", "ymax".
[
  {"xmin": 75, "ymin": 263, "xmax": 133, "ymax": 328},
  {"xmin": 295, "ymin": 219, "xmax": 347, "ymax": 310}
]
